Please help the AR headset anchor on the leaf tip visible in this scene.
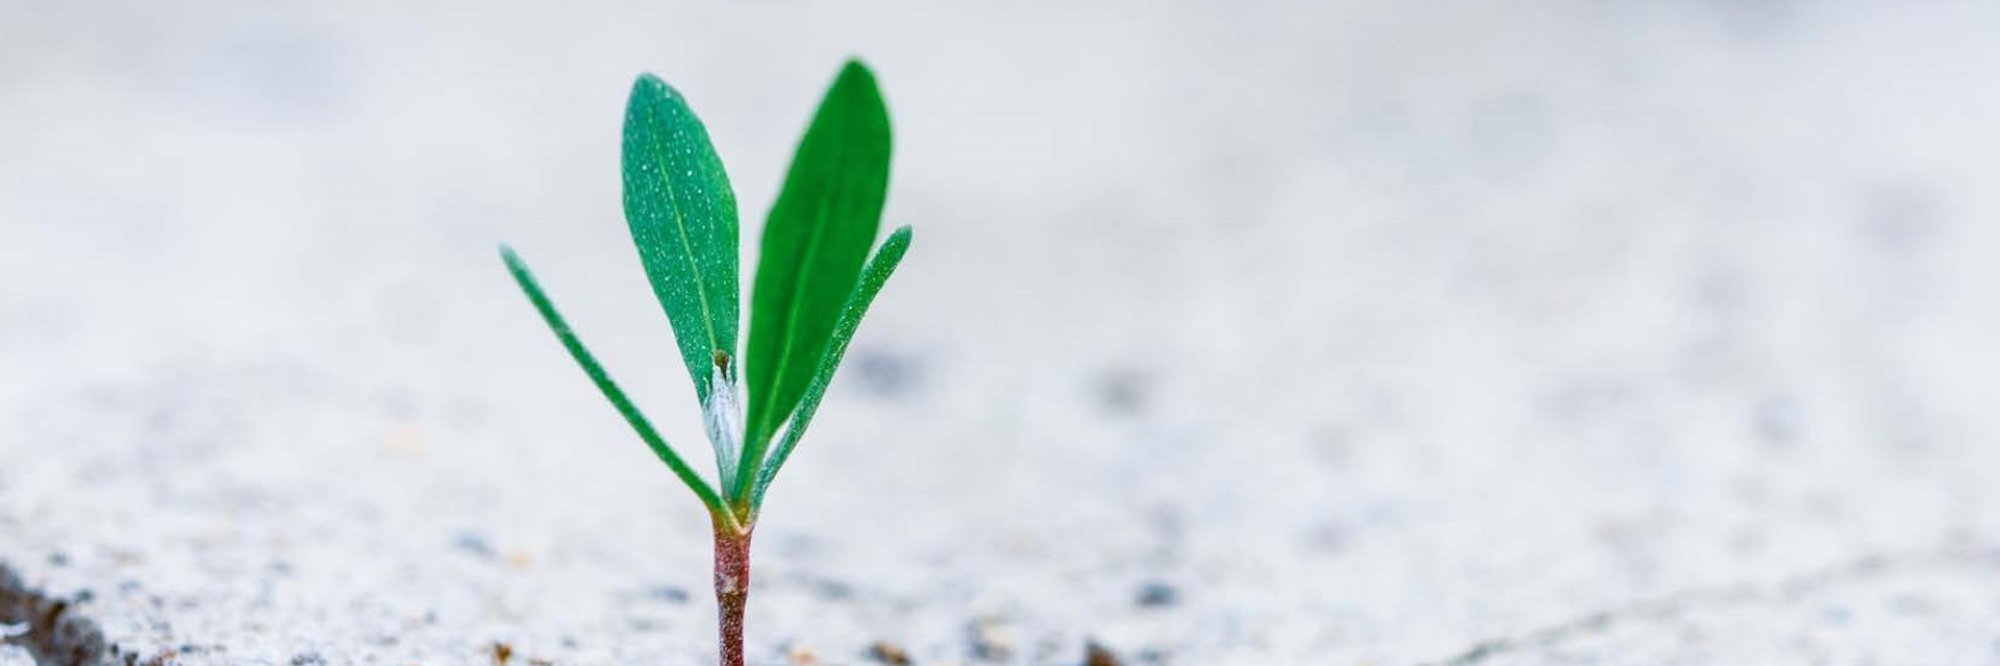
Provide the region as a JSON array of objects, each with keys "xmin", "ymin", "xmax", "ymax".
[
  {"xmin": 627, "ymin": 73, "xmax": 691, "ymax": 115},
  {"xmin": 883, "ymin": 226, "xmax": 913, "ymax": 254},
  {"xmin": 838, "ymin": 58, "xmax": 875, "ymax": 81},
  {"xmin": 498, "ymin": 243, "xmax": 527, "ymax": 272},
  {"xmin": 631, "ymin": 72, "xmax": 667, "ymax": 93}
]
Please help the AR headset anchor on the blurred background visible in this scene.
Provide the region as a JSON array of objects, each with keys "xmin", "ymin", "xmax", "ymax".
[{"xmin": 5, "ymin": 1, "xmax": 2000, "ymax": 664}]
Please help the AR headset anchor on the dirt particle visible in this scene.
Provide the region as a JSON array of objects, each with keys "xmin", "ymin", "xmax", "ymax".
[
  {"xmin": 867, "ymin": 640, "xmax": 911, "ymax": 664},
  {"xmin": 1084, "ymin": 642, "xmax": 1123, "ymax": 666},
  {"xmin": 642, "ymin": 584, "xmax": 688, "ymax": 604},
  {"xmin": 812, "ymin": 578, "xmax": 855, "ymax": 601},
  {"xmin": 452, "ymin": 532, "xmax": 496, "ymax": 560},
  {"xmin": 490, "ymin": 642, "xmax": 513, "ymax": 664},
  {"xmin": 787, "ymin": 644, "xmax": 820, "ymax": 664},
  {"xmin": 1134, "ymin": 581, "xmax": 1179, "ymax": 608}
]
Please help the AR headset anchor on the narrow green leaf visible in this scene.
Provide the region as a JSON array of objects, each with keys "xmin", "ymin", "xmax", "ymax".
[
  {"xmin": 499, "ymin": 245, "xmax": 725, "ymax": 512},
  {"xmin": 750, "ymin": 226, "xmax": 912, "ymax": 508},
  {"xmin": 742, "ymin": 60, "xmax": 894, "ymax": 480},
  {"xmin": 622, "ymin": 74, "xmax": 740, "ymax": 404}
]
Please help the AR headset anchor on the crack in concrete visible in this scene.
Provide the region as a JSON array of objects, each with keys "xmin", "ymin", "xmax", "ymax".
[
  {"xmin": 1418, "ymin": 544, "xmax": 1996, "ymax": 665},
  {"xmin": 0, "ymin": 563, "xmax": 125, "ymax": 666}
]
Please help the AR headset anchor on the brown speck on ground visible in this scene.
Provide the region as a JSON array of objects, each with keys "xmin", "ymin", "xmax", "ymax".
[
  {"xmin": 1084, "ymin": 641, "xmax": 1122, "ymax": 666},
  {"xmin": 490, "ymin": 641, "xmax": 512, "ymax": 664},
  {"xmin": 788, "ymin": 644, "xmax": 819, "ymax": 664},
  {"xmin": 867, "ymin": 640, "xmax": 911, "ymax": 664}
]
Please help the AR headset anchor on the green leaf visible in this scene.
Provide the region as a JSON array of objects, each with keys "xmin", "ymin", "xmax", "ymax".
[
  {"xmin": 750, "ymin": 226, "xmax": 912, "ymax": 509},
  {"xmin": 622, "ymin": 74, "xmax": 741, "ymax": 405},
  {"xmin": 498, "ymin": 245, "xmax": 726, "ymax": 513},
  {"xmin": 742, "ymin": 60, "xmax": 894, "ymax": 477}
]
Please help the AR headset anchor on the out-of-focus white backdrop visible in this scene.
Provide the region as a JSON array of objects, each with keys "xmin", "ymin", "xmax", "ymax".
[{"xmin": 5, "ymin": 2, "xmax": 2000, "ymax": 664}]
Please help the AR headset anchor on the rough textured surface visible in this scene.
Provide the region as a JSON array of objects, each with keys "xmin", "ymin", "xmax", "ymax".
[
  {"xmin": 0, "ymin": 564, "xmax": 115, "ymax": 666},
  {"xmin": 6, "ymin": 1, "xmax": 2000, "ymax": 664}
]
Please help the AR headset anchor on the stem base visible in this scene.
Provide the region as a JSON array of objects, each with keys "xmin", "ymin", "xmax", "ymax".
[{"xmin": 714, "ymin": 519, "xmax": 754, "ymax": 666}]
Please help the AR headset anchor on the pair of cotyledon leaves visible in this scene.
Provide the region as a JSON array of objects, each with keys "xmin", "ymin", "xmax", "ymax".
[{"xmin": 501, "ymin": 60, "xmax": 910, "ymax": 519}]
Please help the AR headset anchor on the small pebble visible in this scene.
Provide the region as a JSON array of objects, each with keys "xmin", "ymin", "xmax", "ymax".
[
  {"xmin": 1084, "ymin": 642, "xmax": 1123, "ymax": 666},
  {"xmin": 867, "ymin": 640, "xmax": 912, "ymax": 664},
  {"xmin": 1134, "ymin": 581, "xmax": 1179, "ymax": 608},
  {"xmin": 812, "ymin": 578, "xmax": 855, "ymax": 601},
  {"xmin": 452, "ymin": 532, "xmax": 495, "ymax": 559},
  {"xmin": 643, "ymin": 585, "xmax": 689, "ymax": 604},
  {"xmin": 491, "ymin": 642, "xmax": 513, "ymax": 664}
]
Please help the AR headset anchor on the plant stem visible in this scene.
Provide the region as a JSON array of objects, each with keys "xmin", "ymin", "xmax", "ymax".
[{"xmin": 713, "ymin": 516, "xmax": 754, "ymax": 666}]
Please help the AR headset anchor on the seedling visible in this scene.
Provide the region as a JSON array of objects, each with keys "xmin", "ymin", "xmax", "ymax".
[{"xmin": 499, "ymin": 60, "xmax": 909, "ymax": 666}]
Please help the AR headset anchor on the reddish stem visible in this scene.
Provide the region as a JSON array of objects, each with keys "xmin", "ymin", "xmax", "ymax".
[{"xmin": 713, "ymin": 518, "xmax": 754, "ymax": 666}]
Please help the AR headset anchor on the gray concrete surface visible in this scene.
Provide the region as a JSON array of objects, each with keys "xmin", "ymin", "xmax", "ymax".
[{"xmin": 6, "ymin": 1, "xmax": 2000, "ymax": 664}]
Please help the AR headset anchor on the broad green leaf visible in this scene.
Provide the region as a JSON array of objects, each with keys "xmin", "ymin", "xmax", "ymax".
[
  {"xmin": 750, "ymin": 226, "xmax": 912, "ymax": 508},
  {"xmin": 622, "ymin": 74, "xmax": 740, "ymax": 405},
  {"xmin": 742, "ymin": 60, "xmax": 893, "ymax": 471},
  {"xmin": 499, "ymin": 245, "xmax": 725, "ymax": 513}
]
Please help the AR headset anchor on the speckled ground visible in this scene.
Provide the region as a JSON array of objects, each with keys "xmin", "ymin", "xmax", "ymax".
[{"xmin": 6, "ymin": 2, "xmax": 2000, "ymax": 664}]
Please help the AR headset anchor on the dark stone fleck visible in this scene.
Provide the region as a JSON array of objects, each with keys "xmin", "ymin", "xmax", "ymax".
[
  {"xmin": 643, "ymin": 585, "xmax": 689, "ymax": 604},
  {"xmin": 290, "ymin": 653, "xmax": 326, "ymax": 666},
  {"xmin": 453, "ymin": 532, "xmax": 496, "ymax": 559},
  {"xmin": 1134, "ymin": 581, "xmax": 1179, "ymax": 608},
  {"xmin": 813, "ymin": 578, "xmax": 855, "ymax": 601},
  {"xmin": 1084, "ymin": 642, "xmax": 1124, "ymax": 666}
]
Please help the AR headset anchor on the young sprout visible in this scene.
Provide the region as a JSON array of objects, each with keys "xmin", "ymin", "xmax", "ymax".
[{"xmin": 499, "ymin": 59, "xmax": 909, "ymax": 666}]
